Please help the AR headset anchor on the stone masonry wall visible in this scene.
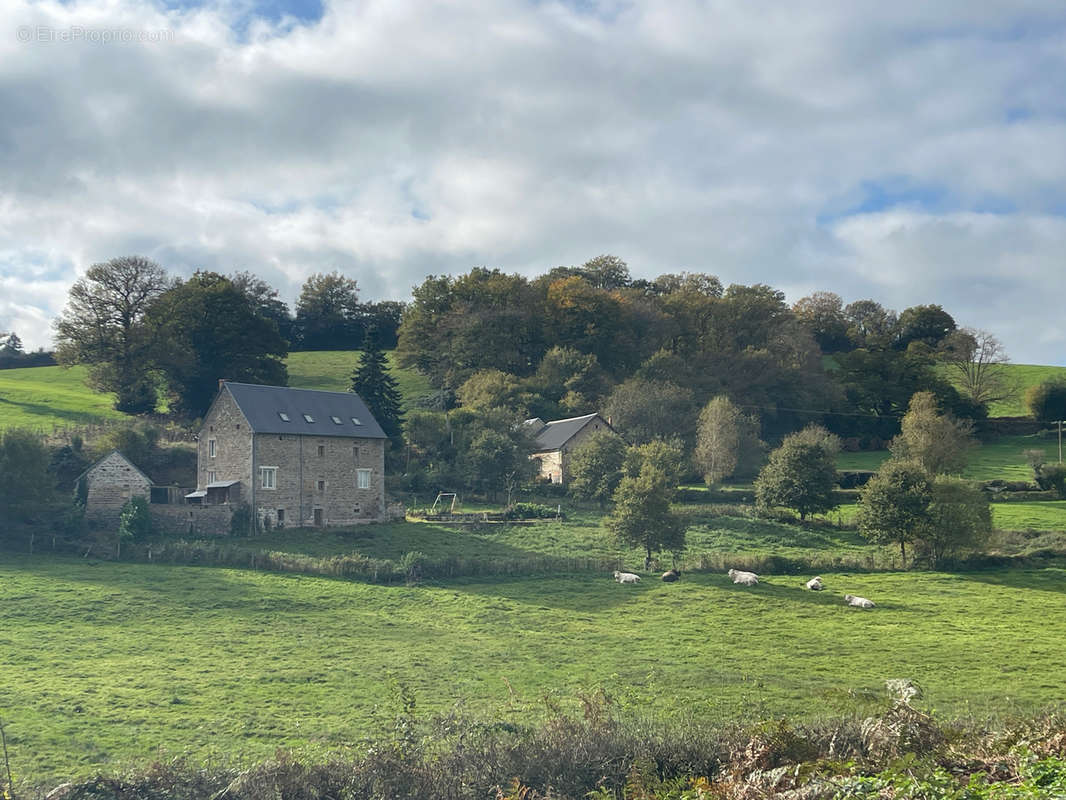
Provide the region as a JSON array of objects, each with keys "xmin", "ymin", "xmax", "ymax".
[
  {"xmin": 253, "ymin": 434, "xmax": 386, "ymax": 528},
  {"xmin": 150, "ymin": 505, "xmax": 235, "ymax": 537},
  {"xmin": 200, "ymin": 389, "xmax": 253, "ymax": 493},
  {"xmin": 84, "ymin": 451, "xmax": 153, "ymax": 526}
]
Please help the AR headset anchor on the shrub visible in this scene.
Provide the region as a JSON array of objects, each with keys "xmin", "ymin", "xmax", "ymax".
[
  {"xmin": 1036, "ymin": 464, "xmax": 1066, "ymax": 498},
  {"xmin": 503, "ymin": 502, "xmax": 560, "ymax": 520},
  {"xmin": 118, "ymin": 496, "xmax": 153, "ymax": 542}
]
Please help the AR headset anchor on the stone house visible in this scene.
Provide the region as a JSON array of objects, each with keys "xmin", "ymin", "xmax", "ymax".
[
  {"xmin": 523, "ymin": 413, "xmax": 619, "ymax": 484},
  {"xmin": 76, "ymin": 450, "xmax": 153, "ymax": 526},
  {"xmin": 194, "ymin": 381, "xmax": 387, "ymax": 528}
]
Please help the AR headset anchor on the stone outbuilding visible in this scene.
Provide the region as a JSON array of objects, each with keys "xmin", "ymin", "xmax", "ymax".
[
  {"xmin": 523, "ymin": 413, "xmax": 619, "ymax": 484},
  {"xmin": 76, "ymin": 450, "xmax": 153, "ymax": 526},
  {"xmin": 196, "ymin": 381, "xmax": 387, "ymax": 529}
]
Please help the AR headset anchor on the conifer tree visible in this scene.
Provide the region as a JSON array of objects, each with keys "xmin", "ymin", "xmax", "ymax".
[{"xmin": 350, "ymin": 333, "xmax": 405, "ymax": 447}]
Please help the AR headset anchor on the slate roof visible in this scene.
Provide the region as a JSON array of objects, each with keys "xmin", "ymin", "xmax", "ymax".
[
  {"xmin": 221, "ymin": 382, "xmax": 387, "ymax": 439},
  {"xmin": 524, "ymin": 413, "xmax": 607, "ymax": 452}
]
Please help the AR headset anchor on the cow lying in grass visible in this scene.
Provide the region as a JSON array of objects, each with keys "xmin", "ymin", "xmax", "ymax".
[
  {"xmin": 727, "ymin": 569, "xmax": 759, "ymax": 586},
  {"xmin": 806, "ymin": 576, "xmax": 824, "ymax": 591},
  {"xmin": 613, "ymin": 571, "xmax": 641, "ymax": 584},
  {"xmin": 844, "ymin": 593, "xmax": 875, "ymax": 608},
  {"xmin": 661, "ymin": 569, "xmax": 681, "ymax": 583}
]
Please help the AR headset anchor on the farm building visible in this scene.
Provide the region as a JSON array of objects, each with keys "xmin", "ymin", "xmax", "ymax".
[
  {"xmin": 76, "ymin": 450, "xmax": 153, "ymax": 526},
  {"xmin": 194, "ymin": 381, "xmax": 387, "ymax": 528},
  {"xmin": 524, "ymin": 413, "xmax": 619, "ymax": 484}
]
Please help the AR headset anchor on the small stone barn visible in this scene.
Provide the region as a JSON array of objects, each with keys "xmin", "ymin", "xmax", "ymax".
[
  {"xmin": 76, "ymin": 450, "xmax": 153, "ymax": 526},
  {"xmin": 196, "ymin": 381, "xmax": 387, "ymax": 528},
  {"xmin": 524, "ymin": 413, "xmax": 619, "ymax": 484}
]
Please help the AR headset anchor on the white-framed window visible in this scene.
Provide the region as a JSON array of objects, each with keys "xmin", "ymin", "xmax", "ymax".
[
  {"xmin": 208, "ymin": 438, "xmax": 216, "ymax": 458},
  {"xmin": 207, "ymin": 470, "xmax": 217, "ymax": 483},
  {"xmin": 260, "ymin": 466, "xmax": 278, "ymax": 490},
  {"xmin": 357, "ymin": 469, "xmax": 371, "ymax": 490}
]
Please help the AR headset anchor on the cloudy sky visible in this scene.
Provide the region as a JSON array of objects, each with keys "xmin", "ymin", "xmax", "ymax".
[{"xmin": 2, "ymin": 0, "xmax": 1064, "ymax": 363}]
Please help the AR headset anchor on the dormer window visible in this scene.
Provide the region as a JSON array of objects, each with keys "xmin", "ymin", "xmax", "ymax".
[
  {"xmin": 351, "ymin": 417, "xmax": 362, "ymax": 426},
  {"xmin": 331, "ymin": 416, "xmax": 343, "ymax": 425},
  {"xmin": 303, "ymin": 414, "xmax": 315, "ymax": 423},
  {"xmin": 278, "ymin": 412, "xmax": 291, "ymax": 422}
]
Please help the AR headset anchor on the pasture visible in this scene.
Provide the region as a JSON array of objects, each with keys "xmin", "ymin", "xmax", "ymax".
[
  {"xmin": 2, "ymin": 555, "xmax": 1066, "ymax": 783},
  {"xmin": 0, "ymin": 351, "xmax": 432, "ymax": 432}
]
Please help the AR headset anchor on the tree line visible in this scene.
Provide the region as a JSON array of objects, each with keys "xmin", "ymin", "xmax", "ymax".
[{"xmin": 50, "ymin": 257, "xmax": 403, "ymax": 417}]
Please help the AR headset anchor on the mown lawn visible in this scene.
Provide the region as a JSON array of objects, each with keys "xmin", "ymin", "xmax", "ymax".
[{"xmin": 2, "ymin": 556, "xmax": 1065, "ymax": 784}]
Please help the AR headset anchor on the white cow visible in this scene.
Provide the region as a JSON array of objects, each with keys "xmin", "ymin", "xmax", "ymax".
[
  {"xmin": 844, "ymin": 593, "xmax": 875, "ymax": 608},
  {"xmin": 727, "ymin": 568, "xmax": 759, "ymax": 586},
  {"xmin": 806, "ymin": 576, "xmax": 824, "ymax": 591},
  {"xmin": 614, "ymin": 571, "xmax": 641, "ymax": 584}
]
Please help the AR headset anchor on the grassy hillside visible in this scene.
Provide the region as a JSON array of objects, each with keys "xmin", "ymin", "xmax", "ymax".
[
  {"xmin": 0, "ymin": 364, "xmax": 126, "ymax": 431},
  {"xmin": 286, "ymin": 350, "xmax": 433, "ymax": 406},
  {"xmin": 4, "ymin": 554, "xmax": 1065, "ymax": 783},
  {"xmin": 837, "ymin": 433, "xmax": 1064, "ymax": 481},
  {"xmin": 978, "ymin": 363, "xmax": 1066, "ymax": 418},
  {"xmin": 0, "ymin": 351, "xmax": 433, "ymax": 432}
]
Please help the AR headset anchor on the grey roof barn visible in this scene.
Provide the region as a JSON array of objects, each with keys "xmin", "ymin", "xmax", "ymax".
[{"xmin": 523, "ymin": 413, "xmax": 619, "ymax": 484}]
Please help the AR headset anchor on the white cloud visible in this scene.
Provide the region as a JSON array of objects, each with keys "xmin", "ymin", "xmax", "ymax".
[{"xmin": 0, "ymin": 0, "xmax": 1064, "ymax": 364}]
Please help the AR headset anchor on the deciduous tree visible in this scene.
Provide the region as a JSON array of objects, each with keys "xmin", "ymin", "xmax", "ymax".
[
  {"xmin": 857, "ymin": 460, "xmax": 932, "ymax": 566},
  {"xmin": 146, "ymin": 272, "xmax": 288, "ymax": 417},
  {"xmin": 939, "ymin": 328, "xmax": 1015, "ymax": 409},
  {"xmin": 607, "ymin": 439, "xmax": 686, "ymax": 564},
  {"xmin": 568, "ymin": 429, "xmax": 627, "ymax": 506},
  {"xmin": 0, "ymin": 428, "xmax": 52, "ymax": 521},
  {"xmin": 920, "ymin": 477, "xmax": 992, "ymax": 567},
  {"xmin": 54, "ymin": 255, "xmax": 171, "ymax": 413},
  {"xmin": 694, "ymin": 395, "xmax": 763, "ymax": 485},
  {"xmin": 1026, "ymin": 376, "xmax": 1066, "ymax": 463},
  {"xmin": 294, "ymin": 272, "xmax": 361, "ymax": 350},
  {"xmin": 889, "ymin": 392, "xmax": 975, "ymax": 475},
  {"xmin": 754, "ymin": 425, "xmax": 840, "ymax": 520}
]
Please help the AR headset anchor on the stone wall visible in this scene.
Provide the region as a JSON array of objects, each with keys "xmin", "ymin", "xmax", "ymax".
[
  {"xmin": 150, "ymin": 504, "xmax": 235, "ymax": 538},
  {"xmin": 84, "ymin": 451, "xmax": 153, "ymax": 526},
  {"xmin": 200, "ymin": 389, "xmax": 253, "ymax": 492},
  {"xmin": 253, "ymin": 434, "xmax": 386, "ymax": 528}
]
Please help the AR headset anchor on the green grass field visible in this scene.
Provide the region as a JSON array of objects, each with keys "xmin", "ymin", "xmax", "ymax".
[
  {"xmin": 837, "ymin": 434, "xmax": 1065, "ymax": 482},
  {"xmin": 0, "ymin": 365, "xmax": 127, "ymax": 431},
  {"xmin": 3, "ymin": 555, "xmax": 1065, "ymax": 783},
  {"xmin": 0, "ymin": 352, "xmax": 433, "ymax": 432},
  {"xmin": 979, "ymin": 363, "xmax": 1066, "ymax": 418}
]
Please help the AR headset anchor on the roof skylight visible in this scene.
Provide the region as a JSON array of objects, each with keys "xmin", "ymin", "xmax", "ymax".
[
  {"xmin": 331, "ymin": 415, "xmax": 343, "ymax": 424},
  {"xmin": 278, "ymin": 412, "xmax": 291, "ymax": 422},
  {"xmin": 303, "ymin": 414, "xmax": 315, "ymax": 423},
  {"xmin": 351, "ymin": 417, "xmax": 362, "ymax": 426}
]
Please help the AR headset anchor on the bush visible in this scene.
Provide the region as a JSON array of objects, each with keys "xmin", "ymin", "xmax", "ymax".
[
  {"xmin": 119, "ymin": 496, "xmax": 153, "ymax": 541},
  {"xmin": 503, "ymin": 502, "xmax": 560, "ymax": 520},
  {"xmin": 1036, "ymin": 464, "xmax": 1066, "ymax": 497},
  {"xmin": 230, "ymin": 505, "xmax": 253, "ymax": 537}
]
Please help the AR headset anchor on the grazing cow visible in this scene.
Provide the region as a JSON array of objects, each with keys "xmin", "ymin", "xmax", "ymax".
[
  {"xmin": 806, "ymin": 576, "xmax": 824, "ymax": 591},
  {"xmin": 844, "ymin": 593, "xmax": 875, "ymax": 608},
  {"xmin": 727, "ymin": 568, "xmax": 759, "ymax": 586},
  {"xmin": 661, "ymin": 569, "xmax": 681, "ymax": 582},
  {"xmin": 614, "ymin": 571, "xmax": 641, "ymax": 584}
]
